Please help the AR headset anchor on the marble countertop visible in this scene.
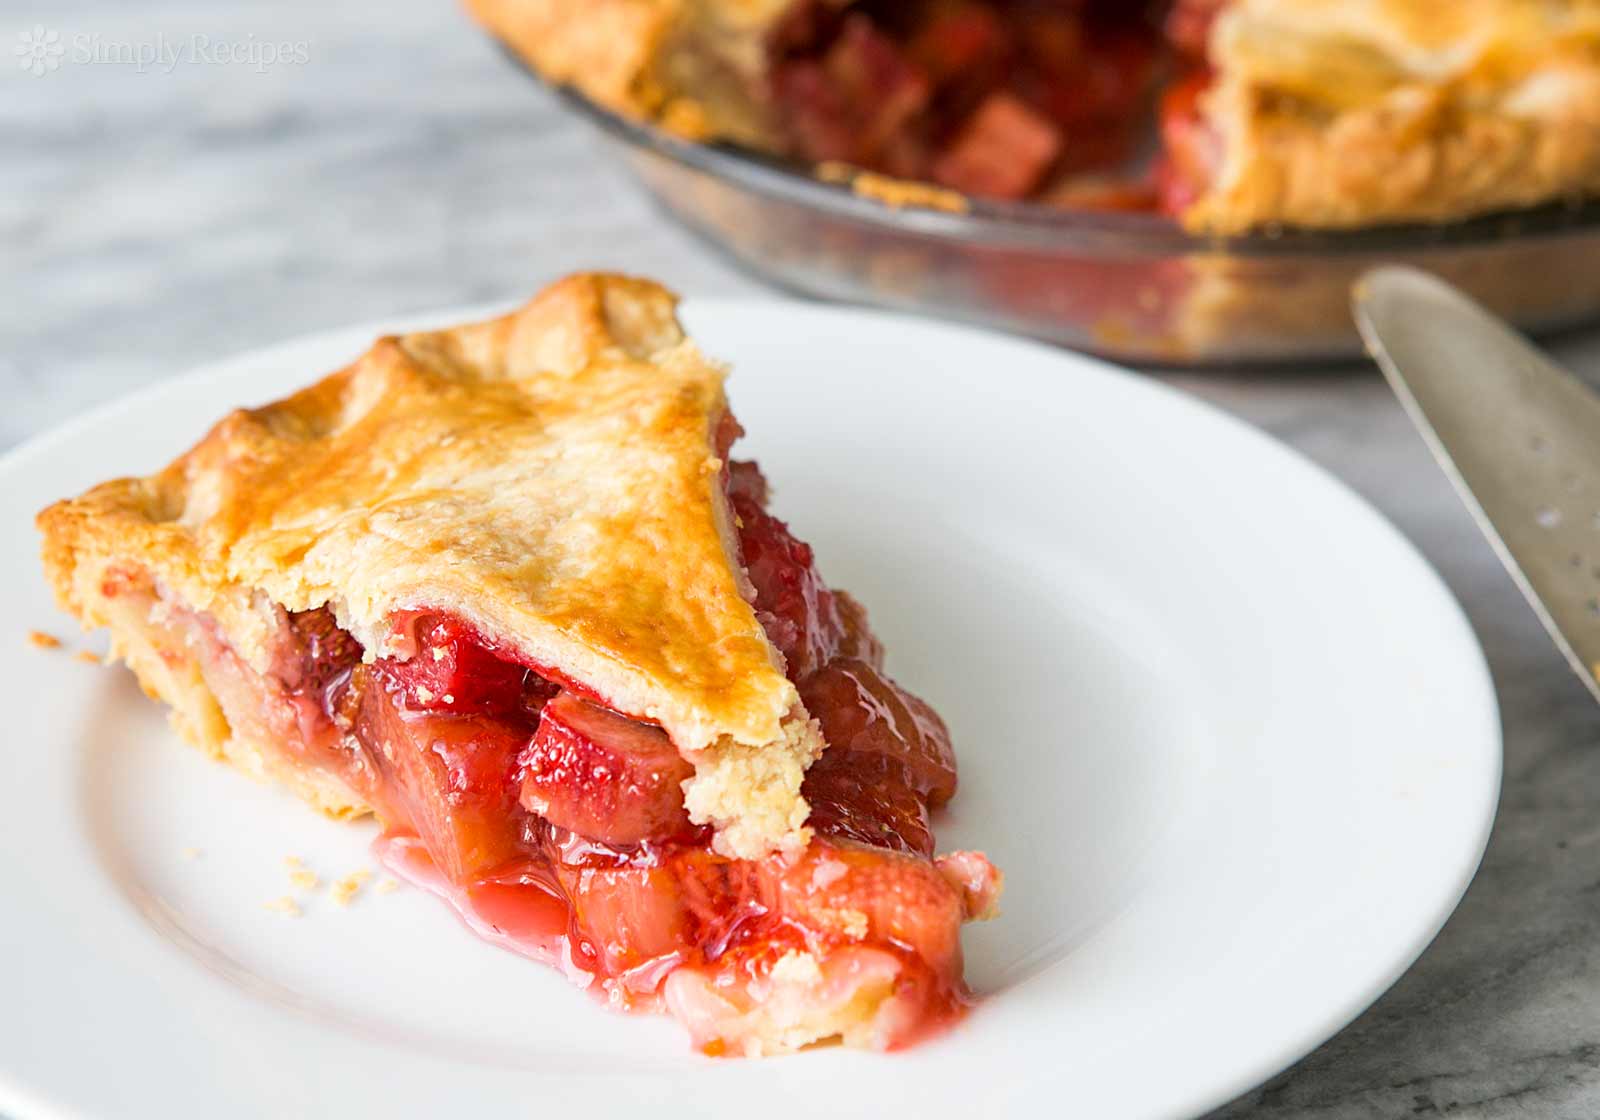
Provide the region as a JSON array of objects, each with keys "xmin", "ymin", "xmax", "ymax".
[{"xmin": 10, "ymin": 2, "xmax": 1600, "ymax": 1116}]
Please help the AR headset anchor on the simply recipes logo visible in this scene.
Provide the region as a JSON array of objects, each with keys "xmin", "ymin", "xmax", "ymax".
[
  {"xmin": 15, "ymin": 25, "xmax": 310, "ymax": 76},
  {"xmin": 15, "ymin": 26, "xmax": 61, "ymax": 75}
]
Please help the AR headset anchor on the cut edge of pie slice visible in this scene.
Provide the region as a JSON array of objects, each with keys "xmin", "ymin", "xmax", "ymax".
[{"xmin": 37, "ymin": 272, "xmax": 1002, "ymax": 1056}]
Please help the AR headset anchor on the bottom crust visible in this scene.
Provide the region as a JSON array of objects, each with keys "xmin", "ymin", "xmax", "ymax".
[{"xmin": 94, "ymin": 568, "xmax": 370, "ymax": 819}]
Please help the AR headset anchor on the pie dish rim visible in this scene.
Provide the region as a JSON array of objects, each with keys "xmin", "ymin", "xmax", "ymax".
[{"xmin": 542, "ymin": 71, "xmax": 1600, "ymax": 256}]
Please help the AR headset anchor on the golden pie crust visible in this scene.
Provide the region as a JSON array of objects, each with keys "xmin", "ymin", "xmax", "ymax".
[
  {"xmin": 1188, "ymin": 0, "xmax": 1600, "ymax": 232},
  {"xmin": 38, "ymin": 273, "xmax": 822, "ymax": 858},
  {"xmin": 464, "ymin": 0, "xmax": 836, "ymax": 149}
]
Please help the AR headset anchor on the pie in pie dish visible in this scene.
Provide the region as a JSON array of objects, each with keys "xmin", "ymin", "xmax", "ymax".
[
  {"xmin": 37, "ymin": 273, "xmax": 1001, "ymax": 1056},
  {"xmin": 467, "ymin": 0, "xmax": 1600, "ymax": 232}
]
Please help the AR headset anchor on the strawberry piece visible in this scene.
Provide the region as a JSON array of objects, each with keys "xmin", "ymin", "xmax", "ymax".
[
  {"xmin": 532, "ymin": 837, "xmax": 971, "ymax": 995},
  {"xmin": 801, "ymin": 658, "xmax": 956, "ymax": 805},
  {"xmin": 766, "ymin": 4, "xmax": 1168, "ymax": 198},
  {"xmin": 726, "ymin": 458, "xmax": 767, "ymax": 507},
  {"xmin": 728, "ymin": 464, "xmax": 851, "ymax": 681},
  {"xmin": 823, "ymin": 15, "xmax": 932, "ymax": 154},
  {"xmin": 669, "ymin": 847, "xmax": 778, "ymax": 961},
  {"xmin": 520, "ymin": 692, "xmax": 695, "ymax": 846},
  {"xmin": 356, "ymin": 678, "xmax": 530, "ymax": 881},
  {"xmin": 556, "ymin": 864, "xmax": 691, "ymax": 978},
  {"xmin": 669, "ymin": 840, "xmax": 966, "ymax": 975},
  {"xmin": 1024, "ymin": 20, "xmax": 1154, "ymax": 125},
  {"xmin": 727, "ymin": 460, "xmax": 883, "ymax": 673},
  {"xmin": 379, "ymin": 615, "xmax": 531, "ymax": 716},
  {"xmin": 774, "ymin": 14, "xmax": 930, "ymax": 167},
  {"xmin": 799, "ymin": 658, "xmax": 957, "ymax": 856},
  {"xmin": 775, "ymin": 841, "xmax": 967, "ymax": 976},
  {"xmin": 772, "ymin": 60, "xmax": 858, "ymax": 164},
  {"xmin": 802, "ymin": 756, "xmax": 935, "ymax": 856},
  {"xmin": 931, "ymin": 92, "xmax": 1062, "ymax": 199},
  {"xmin": 1033, "ymin": 24, "xmax": 1159, "ymax": 173}
]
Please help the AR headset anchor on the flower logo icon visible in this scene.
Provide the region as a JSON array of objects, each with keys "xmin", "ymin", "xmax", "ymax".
[{"xmin": 16, "ymin": 25, "xmax": 63, "ymax": 76}]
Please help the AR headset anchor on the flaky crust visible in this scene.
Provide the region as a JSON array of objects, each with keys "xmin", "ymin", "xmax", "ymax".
[
  {"xmin": 39, "ymin": 273, "xmax": 821, "ymax": 856},
  {"xmin": 1187, "ymin": 0, "xmax": 1600, "ymax": 232},
  {"xmin": 465, "ymin": 0, "xmax": 831, "ymax": 149}
]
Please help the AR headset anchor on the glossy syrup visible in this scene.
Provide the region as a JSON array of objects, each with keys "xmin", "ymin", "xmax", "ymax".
[{"xmin": 266, "ymin": 451, "xmax": 978, "ymax": 1047}]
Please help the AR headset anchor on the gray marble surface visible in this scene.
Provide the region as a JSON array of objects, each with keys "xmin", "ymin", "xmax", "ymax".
[{"xmin": 9, "ymin": 2, "xmax": 1600, "ymax": 1116}]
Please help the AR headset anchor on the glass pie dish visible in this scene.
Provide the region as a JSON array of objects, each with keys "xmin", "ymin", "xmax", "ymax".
[{"xmin": 546, "ymin": 83, "xmax": 1600, "ymax": 368}]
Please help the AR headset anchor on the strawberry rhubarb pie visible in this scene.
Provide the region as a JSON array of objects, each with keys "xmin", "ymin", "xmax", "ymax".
[
  {"xmin": 37, "ymin": 274, "xmax": 1001, "ymax": 1057},
  {"xmin": 470, "ymin": 0, "xmax": 1600, "ymax": 232}
]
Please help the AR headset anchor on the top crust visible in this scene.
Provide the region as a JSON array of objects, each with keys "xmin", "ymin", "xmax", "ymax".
[
  {"xmin": 39, "ymin": 274, "xmax": 821, "ymax": 856},
  {"xmin": 1187, "ymin": 0, "xmax": 1600, "ymax": 231},
  {"xmin": 465, "ymin": 0, "xmax": 826, "ymax": 149}
]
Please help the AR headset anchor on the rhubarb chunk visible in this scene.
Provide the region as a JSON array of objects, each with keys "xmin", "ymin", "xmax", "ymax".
[
  {"xmin": 357, "ymin": 675, "xmax": 531, "ymax": 880},
  {"xmin": 521, "ymin": 691, "xmax": 696, "ymax": 845},
  {"xmin": 931, "ymin": 92, "xmax": 1062, "ymax": 199}
]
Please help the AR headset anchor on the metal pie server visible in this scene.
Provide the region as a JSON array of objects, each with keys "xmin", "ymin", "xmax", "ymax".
[{"xmin": 1353, "ymin": 265, "xmax": 1600, "ymax": 704}]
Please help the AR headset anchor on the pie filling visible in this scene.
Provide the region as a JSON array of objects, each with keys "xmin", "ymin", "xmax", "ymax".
[
  {"xmin": 764, "ymin": 0, "xmax": 1222, "ymax": 213},
  {"xmin": 133, "ymin": 438, "xmax": 997, "ymax": 1055}
]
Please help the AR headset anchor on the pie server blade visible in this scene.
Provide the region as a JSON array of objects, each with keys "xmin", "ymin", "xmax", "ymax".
[{"xmin": 1353, "ymin": 265, "xmax": 1600, "ymax": 706}]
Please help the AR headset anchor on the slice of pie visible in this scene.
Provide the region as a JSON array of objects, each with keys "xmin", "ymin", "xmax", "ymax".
[
  {"xmin": 37, "ymin": 273, "xmax": 1001, "ymax": 1056},
  {"xmin": 469, "ymin": 0, "xmax": 1600, "ymax": 232}
]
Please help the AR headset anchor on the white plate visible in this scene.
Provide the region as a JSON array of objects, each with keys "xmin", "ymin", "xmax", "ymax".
[{"xmin": 0, "ymin": 299, "xmax": 1499, "ymax": 1120}]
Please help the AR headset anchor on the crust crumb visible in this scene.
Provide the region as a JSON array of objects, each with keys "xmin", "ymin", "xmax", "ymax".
[
  {"xmin": 27, "ymin": 630, "xmax": 62, "ymax": 650},
  {"xmin": 263, "ymin": 895, "xmax": 302, "ymax": 917},
  {"xmin": 810, "ymin": 857, "xmax": 847, "ymax": 890},
  {"xmin": 331, "ymin": 883, "xmax": 358, "ymax": 906},
  {"xmin": 769, "ymin": 949, "xmax": 822, "ymax": 987},
  {"xmin": 283, "ymin": 855, "xmax": 305, "ymax": 869},
  {"xmin": 74, "ymin": 650, "xmax": 103, "ymax": 664},
  {"xmin": 816, "ymin": 162, "xmax": 971, "ymax": 213},
  {"xmin": 375, "ymin": 878, "xmax": 401, "ymax": 895},
  {"xmin": 935, "ymin": 850, "xmax": 1005, "ymax": 921},
  {"xmin": 331, "ymin": 869, "xmax": 372, "ymax": 906},
  {"xmin": 288, "ymin": 869, "xmax": 320, "ymax": 891},
  {"xmin": 683, "ymin": 714, "xmax": 823, "ymax": 860}
]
